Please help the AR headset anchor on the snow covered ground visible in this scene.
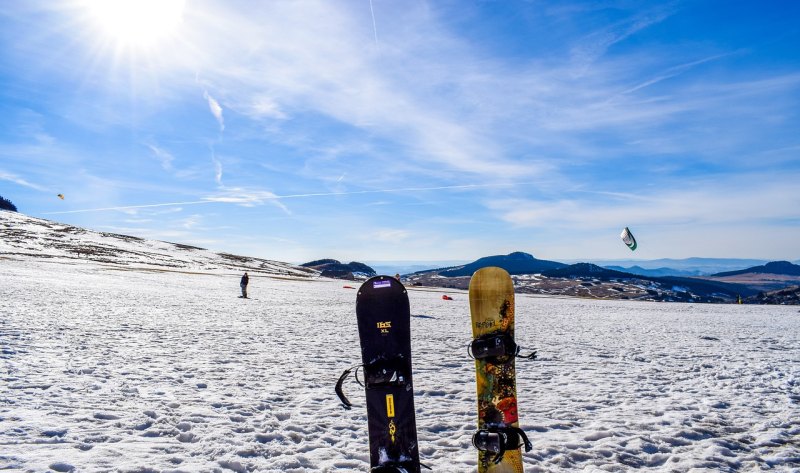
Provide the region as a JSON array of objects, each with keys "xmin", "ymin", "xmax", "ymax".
[{"xmin": 2, "ymin": 258, "xmax": 799, "ymax": 472}]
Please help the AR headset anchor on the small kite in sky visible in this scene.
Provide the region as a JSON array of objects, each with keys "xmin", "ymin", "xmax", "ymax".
[
  {"xmin": 620, "ymin": 227, "xmax": 637, "ymax": 251},
  {"xmin": 57, "ymin": 194, "xmax": 64, "ymax": 200}
]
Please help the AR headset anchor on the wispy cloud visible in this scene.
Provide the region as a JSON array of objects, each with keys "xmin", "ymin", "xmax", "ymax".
[
  {"xmin": 489, "ymin": 174, "xmax": 800, "ymax": 230},
  {"xmin": 0, "ymin": 171, "xmax": 49, "ymax": 192},
  {"xmin": 171, "ymin": 0, "xmax": 796, "ymax": 192},
  {"xmin": 203, "ymin": 90, "xmax": 224, "ymax": 131},
  {"xmin": 146, "ymin": 144, "xmax": 175, "ymax": 170},
  {"xmin": 233, "ymin": 94, "xmax": 286, "ymax": 120},
  {"xmin": 206, "ymin": 187, "xmax": 291, "ymax": 215},
  {"xmin": 179, "ymin": 214, "xmax": 203, "ymax": 229},
  {"xmin": 211, "ymin": 153, "xmax": 223, "ymax": 185},
  {"xmin": 4, "ymin": 1, "xmax": 798, "ymax": 260},
  {"xmin": 569, "ymin": 6, "xmax": 675, "ymax": 75},
  {"xmin": 368, "ymin": 228, "xmax": 412, "ymax": 242},
  {"xmin": 177, "ymin": 2, "xmax": 540, "ymax": 179},
  {"xmin": 42, "ymin": 182, "xmax": 530, "ymax": 215}
]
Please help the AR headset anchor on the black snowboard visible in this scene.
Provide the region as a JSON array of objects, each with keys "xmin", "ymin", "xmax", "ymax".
[{"xmin": 356, "ymin": 276, "xmax": 421, "ymax": 472}]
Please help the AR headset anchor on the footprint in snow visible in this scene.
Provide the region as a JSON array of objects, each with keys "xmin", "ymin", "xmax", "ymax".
[{"xmin": 49, "ymin": 463, "xmax": 75, "ymax": 472}]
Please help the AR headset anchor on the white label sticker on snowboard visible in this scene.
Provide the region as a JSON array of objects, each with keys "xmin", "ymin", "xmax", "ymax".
[{"xmin": 373, "ymin": 280, "xmax": 391, "ymax": 289}]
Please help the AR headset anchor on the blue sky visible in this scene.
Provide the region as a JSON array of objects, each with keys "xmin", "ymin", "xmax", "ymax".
[{"xmin": 1, "ymin": 1, "xmax": 798, "ymax": 263}]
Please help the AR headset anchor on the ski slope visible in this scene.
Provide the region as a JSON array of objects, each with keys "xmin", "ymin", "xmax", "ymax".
[{"xmin": 1, "ymin": 258, "xmax": 798, "ymax": 472}]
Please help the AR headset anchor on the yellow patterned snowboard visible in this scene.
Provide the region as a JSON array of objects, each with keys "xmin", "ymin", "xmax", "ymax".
[{"xmin": 469, "ymin": 267, "xmax": 524, "ymax": 473}]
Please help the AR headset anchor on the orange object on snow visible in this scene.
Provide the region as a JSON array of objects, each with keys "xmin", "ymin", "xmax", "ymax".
[{"xmin": 343, "ymin": 285, "xmax": 355, "ymax": 289}]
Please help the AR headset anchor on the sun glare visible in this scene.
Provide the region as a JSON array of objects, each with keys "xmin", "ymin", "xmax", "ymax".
[{"xmin": 82, "ymin": 0, "xmax": 185, "ymax": 48}]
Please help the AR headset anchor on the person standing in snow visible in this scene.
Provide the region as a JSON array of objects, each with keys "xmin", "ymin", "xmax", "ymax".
[{"xmin": 240, "ymin": 272, "xmax": 249, "ymax": 298}]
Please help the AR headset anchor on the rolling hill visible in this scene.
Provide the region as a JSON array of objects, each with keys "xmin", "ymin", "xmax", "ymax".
[
  {"xmin": 0, "ymin": 210, "xmax": 316, "ymax": 278},
  {"xmin": 705, "ymin": 261, "xmax": 800, "ymax": 292},
  {"xmin": 405, "ymin": 253, "xmax": 763, "ymax": 303},
  {"xmin": 4, "ymin": 211, "xmax": 795, "ymax": 304},
  {"xmin": 713, "ymin": 261, "xmax": 800, "ymax": 277},
  {"xmin": 429, "ymin": 251, "xmax": 566, "ymax": 277},
  {"xmin": 300, "ymin": 259, "xmax": 376, "ymax": 280}
]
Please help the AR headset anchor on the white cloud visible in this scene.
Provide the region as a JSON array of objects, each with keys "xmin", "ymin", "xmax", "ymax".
[
  {"xmin": 179, "ymin": 214, "xmax": 203, "ymax": 229},
  {"xmin": 203, "ymin": 90, "xmax": 224, "ymax": 131},
  {"xmin": 212, "ymin": 155, "xmax": 223, "ymax": 185},
  {"xmin": 489, "ymin": 174, "xmax": 800, "ymax": 230},
  {"xmin": 235, "ymin": 95, "xmax": 286, "ymax": 120},
  {"xmin": 569, "ymin": 6, "xmax": 674, "ymax": 75},
  {"xmin": 205, "ymin": 187, "xmax": 291, "ymax": 215},
  {"xmin": 368, "ymin": 229, "xmax": 412, "ymax": 242},
  {"xmin": 177, "ymin": 2, "xmax": 540, "ymax": 178},
  {"xmin": 0, "ymin": 171, "xmax": 48, "ymax": 192},
  {"xmin": 146, "ymin": 144, "xmax": 175, "ymax": 170}
]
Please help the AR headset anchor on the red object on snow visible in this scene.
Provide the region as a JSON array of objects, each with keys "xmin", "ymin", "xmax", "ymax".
[
  {"xmin": 442, "ymin": 295, "xmax": 453, "ymax": 300},
  {"xmin": 343, "ymin": 285, "xmax": 355, "ymax": 289}
]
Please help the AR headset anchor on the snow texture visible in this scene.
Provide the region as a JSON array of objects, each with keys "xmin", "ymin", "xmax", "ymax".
[
  {"xmin": 2, "ymin": 258, "xmax": 798, "ymax": 472},
  {"xmin": 1, "ymin": 210, "xmax": 798, "ymax": 472}
]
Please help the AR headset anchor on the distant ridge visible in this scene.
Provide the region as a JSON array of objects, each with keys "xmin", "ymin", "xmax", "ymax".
[
  {"xmin": 713, "ymin": 261, "xmax": 800, "ymax": 277},
  {"xmin": 438, "ymin": 251, "xmax": 566, "ymax": 277},
  {"xmin": 0, "ymin": 210, "xmax": 314, "ymax": 277},
  {"xmin": 587, "ymin": 257, "xmax": 769, "ymax": 275},
  {"xmin": 604, "ymin": 265, "xmax": 703, "ymax": 277},
  {"xmin": 540, "ymin": 263, "xmax": 756, "ymax": 300},
  {"xmin": 301, "ymin": 259, "xmax": 376, "ymax": 280},
  {"xmin": 543, "ymin": 263, "xmax": 637, "ymax": 279}
]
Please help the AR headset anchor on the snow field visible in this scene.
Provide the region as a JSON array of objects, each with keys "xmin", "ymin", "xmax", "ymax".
[{"xmin": 1, "ymin": 259, "xmax": 798, "ymax": 472}]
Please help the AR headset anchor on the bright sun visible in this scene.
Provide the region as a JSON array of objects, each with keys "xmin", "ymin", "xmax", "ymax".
[{"xmin": 82, "ymin": 0, "xmax": 186, "ymax": 48}]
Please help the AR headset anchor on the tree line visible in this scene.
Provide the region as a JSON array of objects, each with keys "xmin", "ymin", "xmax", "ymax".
[{"xmin": 0, "ymin": 195, "xmax": 18, "ymax": 212}]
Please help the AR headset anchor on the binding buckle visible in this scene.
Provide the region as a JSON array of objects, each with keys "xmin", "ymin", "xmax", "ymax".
[
  {"xmin": 468, "ymin": 332, "xmax": 537, "ymax": 362},
  {"xmin": 363, "ymin": 357, "xmax": 408, "ymax": 389},
  {"xmin": 472, "ymin": 425, "xmax": 532, "ymax": 464}
]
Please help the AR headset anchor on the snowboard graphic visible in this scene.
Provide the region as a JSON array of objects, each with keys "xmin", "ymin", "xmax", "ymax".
[
  {"xmin": 469, "ymin": 267, "xmax": 531, "ymax": 473},
  {"xmin": 356, "ymin": 276, "xmax": 421, "ymax": 473}
]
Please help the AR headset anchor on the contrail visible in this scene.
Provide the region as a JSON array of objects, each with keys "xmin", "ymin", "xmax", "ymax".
[
  {"xmin": 369, "ymin": 0, "xmax": 378, "ymax": 46},
  {"xmin": 42, "ymin": 182, "xmax": 520, "ymax": 215}
]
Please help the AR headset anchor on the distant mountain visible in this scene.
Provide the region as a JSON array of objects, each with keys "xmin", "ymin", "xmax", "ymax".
[
  {"xmin": 712, "ymin": 261, "xmax": 800, "ymax": 277},
  {"xmin": 301, "ymin": 259, "xmax": 376, "ymax": 280},
  {"xmin": 539, "ymin": 263, "xmax": 756, "ymax": 300},
  {"xmin": 584, "ymin": 257, "xmax": 769, "ymax": 275},
  {"xmin": 702, "ymin": 261, "xmax": 800, "ymax": 292},
  {"xmin": 543, "ymin": 263, "xmax": 638, "ymax": 279},
  {"xmin": 394, "ymin": 249, "xmax": 775, "ymax": 303},
  {"xmin": 604, "ymin": 265, "xmax": 703, "ymax": 277},
  {"xmin": 657, "ymin": 276, "xmax": 758, "ymax": 299},
  {"xmin": 367, "ymin": 260, "xmax": 469, "ymax": 276},
  {"xmin": 0, "ymin": 210, "xmax": 315, "ymax": 277},
  {"xmin": 436, "ymin": 251, "xmax": 566, "ymax": 277}
]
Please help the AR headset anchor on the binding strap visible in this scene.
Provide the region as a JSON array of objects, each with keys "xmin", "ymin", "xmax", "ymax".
[
  {"xmin": 472, "ymin": 425, "xmax": 533, "ymax": 464},
  {"xmin": 335, "ymin": 356, "xmax": 410, "ymax": 408},
  {"xmin": 468, "ymin": 332, "xmax": 537, "ymax": 362},
  {"xmin": 335, "ymin": 364, "xmax": 362, "ymax": 408}
]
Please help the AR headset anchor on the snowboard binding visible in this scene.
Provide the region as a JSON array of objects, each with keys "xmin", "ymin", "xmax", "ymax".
[
  {"xmin": 468, "ymin": 332, "xmax": 537, "ymax": 363},
  {"xmin": 472, "ymin": 425, "xmax": 533, "ymax": 464},
  {"xmin": 335, "ymin": 356, "xmax": 410, "ymax": 408},
  {"xmin": 363, "ymin": 356, "xmax": 410, "ymax": 389}
]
